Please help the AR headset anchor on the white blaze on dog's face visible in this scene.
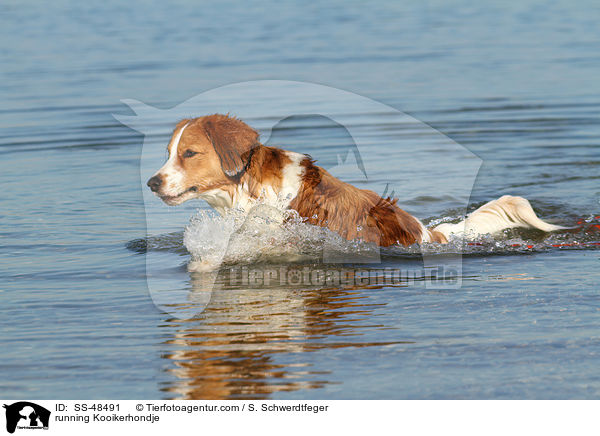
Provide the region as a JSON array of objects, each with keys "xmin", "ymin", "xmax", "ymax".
[{"xmin": 147, "ymin": 115, "xmax": 259, "ymax": 206}]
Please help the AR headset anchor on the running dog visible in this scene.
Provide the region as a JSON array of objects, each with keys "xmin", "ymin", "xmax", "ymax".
[{"xmin": 147, "ymin": 114, "xmax": 565, "ymax": 246}]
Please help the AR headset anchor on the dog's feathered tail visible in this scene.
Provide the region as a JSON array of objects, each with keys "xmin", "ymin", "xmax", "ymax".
[{"xmin": 432, "ymin": 195, "xmax": 567, "ymax": 240}]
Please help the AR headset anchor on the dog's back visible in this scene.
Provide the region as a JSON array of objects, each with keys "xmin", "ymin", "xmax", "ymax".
[{"xmin": 289, "ymin": 158, "xmax": 444, "ymax": 246}]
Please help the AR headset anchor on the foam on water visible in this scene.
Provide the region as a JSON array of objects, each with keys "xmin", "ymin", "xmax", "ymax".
[
  {"xmin": 183, "ymin": 203, "xmax": 381, "ymax": 271},
  {"xmin": 180, "ymin": 203, "xmax": 600, "ymax": 271}
]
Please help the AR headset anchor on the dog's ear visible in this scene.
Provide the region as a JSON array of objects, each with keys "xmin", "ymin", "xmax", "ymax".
[{"xmin": 202, "ymin": 115, "xmax": 259, "ymax": 178}]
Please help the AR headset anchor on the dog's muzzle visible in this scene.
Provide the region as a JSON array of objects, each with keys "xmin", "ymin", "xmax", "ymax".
[{"xmin": 147, "ymin": 175, "xmax": 162, "ymax": 192}]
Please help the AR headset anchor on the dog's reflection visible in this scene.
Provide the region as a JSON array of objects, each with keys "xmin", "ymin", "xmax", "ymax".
[{"xmin": 159, "ymin": 266, "xmax": 409, "ymax": 399}]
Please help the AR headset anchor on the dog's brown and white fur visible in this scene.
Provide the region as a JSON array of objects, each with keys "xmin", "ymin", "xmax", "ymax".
[{"xmin": 147, "ymin": 114, "xmax": 565, "ymax": 247}]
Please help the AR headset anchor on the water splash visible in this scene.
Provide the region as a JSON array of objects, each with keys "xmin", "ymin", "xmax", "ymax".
[
  {"xmin": 182, "ymin": 203, "xmax": 380, "ymax": 271},
  {"xmin": 177, "ymin": 204, "xmax": 600, "ymax": 271}
]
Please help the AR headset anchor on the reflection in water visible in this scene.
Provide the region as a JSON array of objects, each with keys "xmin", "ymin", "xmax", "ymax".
[{"xmin": 159, "ymin": 267, "xmax": 415, "ymax": 399}]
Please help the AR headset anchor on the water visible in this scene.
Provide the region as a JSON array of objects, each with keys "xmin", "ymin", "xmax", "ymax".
[{"xmin": 1, "ymin": 0, "xmax": 599, "ymax": 399}]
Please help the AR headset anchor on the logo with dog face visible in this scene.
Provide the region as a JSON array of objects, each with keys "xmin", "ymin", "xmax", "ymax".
[
  {"xmin": 116, "ymin": 81, "xmax": 481, "ymax": 319},
  {"xmin": 3, "ymin": 402, "xmax": 50, "ymax": 433}
]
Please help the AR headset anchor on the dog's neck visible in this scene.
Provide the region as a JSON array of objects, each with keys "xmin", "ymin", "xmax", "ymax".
[{"xmin": 198, "ymin": 145, "xmax": 305, "ymax": 215}]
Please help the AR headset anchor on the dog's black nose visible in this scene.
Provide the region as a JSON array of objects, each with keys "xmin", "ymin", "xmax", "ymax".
[{"xmin": 147, "ymin": 175, "xmax": 163, "ymax": 192}]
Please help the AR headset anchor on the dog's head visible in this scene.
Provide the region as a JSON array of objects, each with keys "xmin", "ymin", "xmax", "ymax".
[{"xmin": 147, "ymin": 114, "xmax": 259, "ymax": 205}]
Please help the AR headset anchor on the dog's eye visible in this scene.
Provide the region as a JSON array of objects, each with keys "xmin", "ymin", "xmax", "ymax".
[{"xmin": 183, "ymin": 150, "xmax": 198, "ymax": 158}]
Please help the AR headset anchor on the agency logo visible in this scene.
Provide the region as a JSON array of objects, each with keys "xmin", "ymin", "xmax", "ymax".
[
  {"xmin": 3, "ymin": 402, "xmax": 50, "ymax": 434},
  {"xmin": 116, "ymin": 80, "xmax": 481, "ymax": 319}
]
